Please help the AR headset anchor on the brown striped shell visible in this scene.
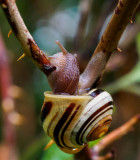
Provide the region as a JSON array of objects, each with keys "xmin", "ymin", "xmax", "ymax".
[{"xmin": 41, "ymin": 89, "xmax": 113, "ymax": 154}]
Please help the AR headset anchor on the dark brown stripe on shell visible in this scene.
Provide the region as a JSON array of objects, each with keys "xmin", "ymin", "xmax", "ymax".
[
  {"xmin": 88, "ymin": 118, "xmax": 112, "ymax": 139},
  {"xmin": 90, "ymin": 89, "xmax": 104, "ymax": 97},
  {"xmin": 60, "ymin": 105, "xmax": 81, "ymax": 148},
  {"xmin": 75, "ymin": 101, "xmax": 113, "ymax": 145},
  {"xmin": 47, "ymin": 112, "xmax": 58, "ymax": 136},
  {"xmin": 41, "ymin": 101, "xmax": 52, "ymax": 122},
  {"xmin": 103, "ymin": 119, "xmax": 112, "ymax": 124},
  {"xmin": 80, "ymin": 107, "xmax": 113, "ymax": 144},
  {"xmin": 53, "ymin": 103, "xmax": 76, "ymax": 148}
]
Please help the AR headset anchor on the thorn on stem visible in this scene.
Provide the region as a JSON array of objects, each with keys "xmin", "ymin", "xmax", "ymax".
[
  {"xmin": 44, "ymin": 139, "xmax": 54, "ymax": 151},
  {"xmin": 2, "ymin": 3, "xmax": 7, "ymax": 9},
  {"xmin": 55, "ymin": 40, "xmax": 68, "ymax": 55},
  {"xmin": 117, "ymin": 48, "xmax": 122, "ymax": 52},
  {"xmin": 17, "ymin": 53, "xmax": 26, "ymax": 61},
  {"xmin": 8, "ymin": 29, "xmax": 13, "ymax": 38},
  {"xmin": 129, "ymin": 19, "xmax": 133, "ymax": 24}
]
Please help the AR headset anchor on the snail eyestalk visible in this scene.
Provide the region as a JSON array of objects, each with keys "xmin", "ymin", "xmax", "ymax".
[{"xmin": 55, "ymin": 40, "xmax": 68, "ymax": 55}]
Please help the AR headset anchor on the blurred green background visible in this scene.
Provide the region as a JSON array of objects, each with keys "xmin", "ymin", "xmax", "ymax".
[{"xmin": 0, "ymin": 0, "xmax": 140, "ymax": 160}]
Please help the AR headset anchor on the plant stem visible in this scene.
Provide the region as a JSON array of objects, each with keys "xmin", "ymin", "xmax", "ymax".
[{"xmin": 79, "ymin": 0, "xmax": 140, "ymax": 90}]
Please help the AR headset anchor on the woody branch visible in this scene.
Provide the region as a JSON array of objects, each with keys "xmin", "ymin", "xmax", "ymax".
[
  {"xmin": 0, "ymin": 0, "xmax": 56, "ymax": 76},
  {"xmin": 93, "ymin": 114, "xmax": 140, "ymax": 156},
  {"xmin": 79, "ymin": 0, "xmax": 140, "ymax": 90},
  {"xmin": 74, "ymin": 0, "xmax": 93, "ymax": 51},
  {"xmin": 1, "ymin": 0, "xmax": 140, "ymax": 91}
]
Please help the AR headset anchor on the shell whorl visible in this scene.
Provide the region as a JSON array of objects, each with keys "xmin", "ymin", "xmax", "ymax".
[{"xmin": 41, "ymin": 89, "xmax": 113, "ymax": 154}]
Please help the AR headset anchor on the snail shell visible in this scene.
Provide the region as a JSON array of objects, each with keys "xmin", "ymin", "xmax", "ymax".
[{"xmin": 41, "ymin": 89, "xmax": 113, "ymax": 154}]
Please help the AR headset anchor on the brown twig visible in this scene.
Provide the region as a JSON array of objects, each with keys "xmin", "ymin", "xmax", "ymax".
[
  {"xmin": 83, "ymin": 0, "xmax": 115, "ymax": 56},
  {"xmin": 74, "ymin": 0, "xmax": 93, "ymax": 51},
  {"xmin": 74, "ymin": 147, "xmax": 114, "ymax": 160},
  {"xmin": 118, "ymin": 22, "xmax": 140, "ymax": 50},
  {"xmin": 79, "ymin": 0, "xmax": 140, "ymax": 90},
  {"xmin": 0, "ymin": 0, "xmax": 56, "ymax": 76},
  {"xmin": 95, "ymin": 151, "xmax": 115, "ymax": 160},
  {"xmin": 93, "ymin": 114, "xmax": 140, "ymax": 154},
  {"xmin": 74, "ymin": 145, "xmax": 93, "ymax": 160}
]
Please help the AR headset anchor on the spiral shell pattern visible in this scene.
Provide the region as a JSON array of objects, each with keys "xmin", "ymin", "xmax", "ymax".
[{"xmin": 41, "ymin": 89, "xmax": 113, "ymax": 153}]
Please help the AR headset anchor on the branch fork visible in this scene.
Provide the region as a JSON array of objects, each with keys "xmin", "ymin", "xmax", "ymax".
[
  {"xmin": 0, "ymin": 0, "xmax": 140, "ymax": 159},
  {"xmin": 0, "ymin": 0, "xmax": 140, "ymax": 91}
]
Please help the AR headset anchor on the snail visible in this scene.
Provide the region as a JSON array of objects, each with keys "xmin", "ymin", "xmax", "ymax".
[
  {"xmin": 41, "ymin": 41, "xmax": 113, "ymax": 154},
  {"xmin": 47, "ymin": 41, "xmax": 80, "ymax": 95},
  {"xmin": 41, "ymin": 89, "xmax": 113, "ymax": 154}
]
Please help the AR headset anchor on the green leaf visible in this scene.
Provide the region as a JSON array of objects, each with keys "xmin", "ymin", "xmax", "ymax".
[
  {"xmin": 42, "ymin": 143, "xmax": 73, "ymax": 160},
  {"xmin": 88, "ymin": 138, "xmax": 102, "ymax": 148}
]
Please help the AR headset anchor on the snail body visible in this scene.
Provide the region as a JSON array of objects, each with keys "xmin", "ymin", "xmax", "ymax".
[
  {"xmin": 47, "ymin": 41, "xmax": 80, "ymax": 95},
  {"xmin": 41, "ymin": 88, "xmax": 113, "ymax": 154}
]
